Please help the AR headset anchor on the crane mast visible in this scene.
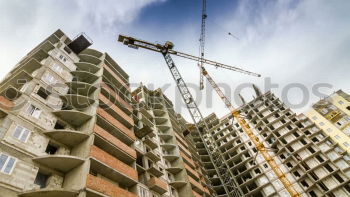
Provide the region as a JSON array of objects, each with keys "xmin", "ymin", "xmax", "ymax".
[
  {"xmin": 199, "ymin": 0, "xmax": 207, "ymax": 90},
  {"xmin": 117, "ymin": 35, "xmax": 299, "ymax": 197}
]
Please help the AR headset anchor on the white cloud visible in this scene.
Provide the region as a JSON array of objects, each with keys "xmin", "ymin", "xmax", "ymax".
[
  {"xmin": 0, "ymin": 0, "xmax": 349, "ymax": 122},
  {"xmin": 0, "ymin": 0, "xmax": 165, "ymax": 81}
]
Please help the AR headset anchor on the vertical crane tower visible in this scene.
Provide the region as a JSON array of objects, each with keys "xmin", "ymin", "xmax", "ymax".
[{"xmin": 199, "ymin": 0, "xmax": 207, "ymax": 90}]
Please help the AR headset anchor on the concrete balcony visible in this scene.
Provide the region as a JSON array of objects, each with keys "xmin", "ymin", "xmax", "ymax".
[
  {"xmin": 156, "ymin": 125, "xmax": 170, "ymax": 132},
  {"xmin": 155, "ymin": 116, "xmax": 168, "ymax": 125},
  {"xmin": 53, "ymin": 110, "xmax": 92, "ymax": 128},
  {"xmin": 97, "ymin": 108, "xmax": 135, "ymax": 145},
  {"xmin": 66, "ymin": 81, "xmax": 97, "ymax": 96},
  {"xmin": 78, "ymin": 53, "xmax": 102, "ymax": 65},
  {"xmin": 135, "ymin": 124, "xmax": 154, "ymax": 139},
  {"xmin": 140, "ymin": 113, "xmax": 154, "ymax": 128},
  {"xmin": 153, "ymin": 108, "xmax": 166, "ymax": 116},
  {"xmin": 33, "ymin": 155, "xmax": 84, "ymax": 173},
  {"xmin": 86, "ymin": 174, "xmax": 137, "ymax": 197},
  {"xmin": 163, "ymin": 152, "xmax": 179, "ymax": 162},
  {"xmin": 99, "ymin": 94, "xmax": 133, "ymax": 128},
  {"xmin": 143, "ymin": 136, "xmax": 158, "ymax": 149},
  {"xmin": 71, "ymin": 70, "xmax": 99, "ymax": 84},
  {"xmin": 80, "ymin": 48, "xmax": 103, "ymax": 59},
  {"xmin": 139, "ymin": 105, "xmax": 153, "ymax": 120},
  {"xmin": 0, "ymin": 70, "xmax": 32, "ymax": 97},
  {"xmin": 90, "ymin": 146, "xmax": 138, "ymax": 186},
  {"xmin": 158, "ymin": 133, "xmax": 173, "ymax": 141},
  {"xmin": 75, "ymin": 62, "xmax": 100, "ymax": 74},
  {"xmin": 145, "ymin": 149, "xmax": 161, "ymax": 162},
  {"xmin": 94, "ymin": 125, "xmax": 136, "ymax": 163},
  {"xmin": 19, "ymin": 189, "xmax": 78, "ymax": 197},
  {"xmin": 146, "ymin": 164, "xmax": 164, "ymax": 177},
  {"xmin": 147, "ymin": 177, "xmax": 168, "ymax": 194},
  {"xmin": 60, "ymin": 94, "xmax": 95, "ymax": 109},
  {"xmin": 169, "ymin": 179, "xmax": 187, "ymax": 189},
  {"xmin": 166, "ymin": 166, "xmax": 183, "ymax": 174},
  {"xmin": 160, "ymin": 143, "xmax": 176, "ymax": 151},
  {"xmin": 11, "ymin": 56, "xmax": 43, "ymax": 77},
  {"xmin": 44, "ymin": 130, "xmax": 89, "ymax": 147}
]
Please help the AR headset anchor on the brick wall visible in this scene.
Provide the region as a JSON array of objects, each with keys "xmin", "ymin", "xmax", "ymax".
[
  {"xmin": 94, "ymin": 125, "xmax": 136, "ymax": 159},
  {"xmin": 86, "ymin": 174, "xmax": 137, "ymax": 197},
  {"xmin": 97, "ymin": 108, "xmax": 136, "ymax": 141},
  {"xmin": 90, "ymin": 145, "xmax": 138, "ymax": 181}
]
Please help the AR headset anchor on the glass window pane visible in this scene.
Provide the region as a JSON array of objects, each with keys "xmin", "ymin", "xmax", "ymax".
[
  {"xmin": 13, "ymin": 126, "xmax": 23, "ymax": 139},
  {"xmin": 0, "ymin": 154, "xmax": 8, "ymax": 171},
  {"xmin": 3, "ymin": 157, "xmax": 15, "ymax": 174},
  {"xmin": 20, "ymin": 129, "xmax": 30, "ymax": 142},
  {"xmin": 26, "ymin": 105, "xmax": 34, "ymax": 115}
]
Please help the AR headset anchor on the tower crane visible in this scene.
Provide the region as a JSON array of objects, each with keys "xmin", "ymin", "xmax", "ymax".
[
  {"xmin": 117, "ymin": 35, "xmax": 299, "ymax": 197},
  {"xmin": 198, "ymin": 0, "xmax": 207, "ymax": 90}
]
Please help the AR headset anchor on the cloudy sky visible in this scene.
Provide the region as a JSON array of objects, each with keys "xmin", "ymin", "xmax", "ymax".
[{"xmin": 0, "ymin": 0, "xmax": 349, "ymax": 121}]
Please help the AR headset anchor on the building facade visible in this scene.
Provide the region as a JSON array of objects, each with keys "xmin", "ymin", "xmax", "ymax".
[
  {"xmin": 1, "ymin": 29, "xmax": 350, "ymax": 197},
  {"xmin": 194, "ymin": 90, "xmax": 350, "ymax": 197},
  {"xmin": 0, "ymin": 29, "xmax": 214, "ymax": 197},
  {"xmin": 132, "ymin": 85, "xmax": 212, "ymax": 197},
  {"xmin": 306, "ymin": 90, "xmax": 350, "ymax": 153}
]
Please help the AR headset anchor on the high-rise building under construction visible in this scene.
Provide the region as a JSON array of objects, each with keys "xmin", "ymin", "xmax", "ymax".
[
  {"xmin": 0, "ymin": 29, "xmax": 350, "ymax": 197},
  {"xmin": 191, "ymin": 89, "xmax": 350, "ymax": 197}
]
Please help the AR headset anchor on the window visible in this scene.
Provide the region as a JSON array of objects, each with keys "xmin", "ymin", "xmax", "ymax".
[
  {"xmin": 321, "ymin": 109, "xmax": 328, "ymax": 115},
  {"xmin": 37, "ymin": 87, "xmax": 50, "ymax": 100},
  {"xmin": 34, "ymin": 171, "xmax": 49, "ymax": 188},
  {"xmin": 343, "ymin": 142, "xmax": 350, "ymax": 147},
  {"xmin": 13, "ymin": 125, "xmax": 31, "ymax": 142},
  {"xmin": 138, "ymin": 186, "xmax": 148, "ymax": 197},
  {"xmin": 335, "ymin": 135, "xmax": 341, "ymax": 140},
  {"xmin": 312, "ymin": 116, "xmax": 318, "ymax": 120},
  {"xmin": 54, "ymin": 121, "xmax": 65, "ymax": 130},
  {"xmin": 51, "ymin": 63, "xmax": 63, "ymax": 74},
  {"xmin": 0, "ymin": 153, "xmax": 16, "ymax": 174},
  {"xmin": 326, "ymin": 128, "xmax": 332, "ymax": 133},
  {"xmin": 338, "ymin": 100, "xmax": 344, "ymax": 105},
  {"xmin": 26, "ymin": 104, "xmax": 41, "ymax": 119},
  {"xmin": 43, "ymin": 74, "xmax": 57, "ymax": 85},
  {"xmin": 63, "ymin": 46, "xmax": 72, "ymax": 54},
  {"xmin": 343, "ymin": 126, "xmax": 350, "ymax": 135},
  {"xmin": 45, "ymin": 143, "xmax": 58, "ymax": 155},
  {"xmin": 319, "ymin": 122, "xmax": 325, "ymax": 126},
  {"xmin": 58, "ymin": 54, "xmax": 67, "ymax": 62}
]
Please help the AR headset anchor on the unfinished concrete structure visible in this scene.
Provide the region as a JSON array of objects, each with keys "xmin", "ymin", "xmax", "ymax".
[
  {"xmin": 1, "ymin": 29, "xmax": 350, "ymax": 197},
  {"xmin": 0, "ymin": 29, "xmax": 215, "ymax": 197},
  {"xmin": 192, "ymin": 90, "xmax": 350, "ymax": 197},
  {"xmin": 306, "ymin": 90, "xmax": 350, "ymax": 154},
  {"xmin": 132, "ymin": 85, "xmax": 211, "ymax": 197},
  {"xmin": 0, "ymin": 29, "xmax": 140, "ymax": 197}
]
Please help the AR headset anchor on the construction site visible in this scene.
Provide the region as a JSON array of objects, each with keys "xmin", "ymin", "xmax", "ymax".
[{"xmin": 0, "ymin": 1, "xmax": 350, "ymax": 197}]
